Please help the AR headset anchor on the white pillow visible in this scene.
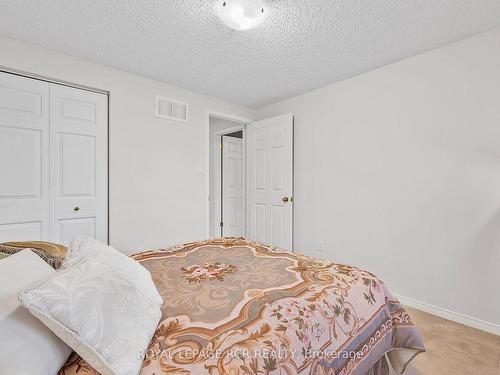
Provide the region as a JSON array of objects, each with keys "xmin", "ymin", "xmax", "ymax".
[
  {"xmin": 63, "ymin": 236, "xmax": 163, "ymax": 306},
  {"xmin": 19, "ymin": 255, "xmax": 162, "ymax": 375},
  {"xmin": 0, "ymin": 249, "xmax": 72, "ymax": 375}
]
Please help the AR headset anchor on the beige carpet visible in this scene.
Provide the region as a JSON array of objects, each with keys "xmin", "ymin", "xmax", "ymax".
[{"xmin": 391, "ymin": 307, "xmax": 500, "ymax": 374}]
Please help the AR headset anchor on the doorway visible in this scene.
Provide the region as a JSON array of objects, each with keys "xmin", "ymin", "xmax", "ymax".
[
  {"xmin": 220, "ymin": 130, "xmax": 245, "ymax": 237},
  {"xmin": 209, "ymin": 115, "xmax": 248, "ymax": 238},
  {"xmin": 208, "ymin": 112, "xmax": 294, "ymax": 250}
]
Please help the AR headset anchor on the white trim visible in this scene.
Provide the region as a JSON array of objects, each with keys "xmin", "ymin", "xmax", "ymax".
[
  {"xmin": 215, "ymin": 124, "xmax": 246, "ymax": 136},
  {"xmin": 0, "ymin": 66, "xmax": 110, "ymax": 95},
  {"xmin": 396, "ymin": 294, "xmax": 500, "ymax": 336},
  {"xmin": 214, "ymin": 134, "xmax": 222, "ymax": 237},
  {"xmin": 208, "ymin": 111, "xmax": 253, "ymax": 124},
  {"xmin": 205, "ymin": 111, "xmax": 254, "ymax": 238}
]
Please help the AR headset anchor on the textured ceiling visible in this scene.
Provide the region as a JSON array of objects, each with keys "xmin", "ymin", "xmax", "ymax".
[{"xmin": 1, "ymin": 1, "xmax": 500, "ymax": 108}]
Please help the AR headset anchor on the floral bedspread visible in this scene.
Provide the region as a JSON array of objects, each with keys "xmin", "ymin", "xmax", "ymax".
[{"xmin": 59, "ymin": 238, "xmax": 424, "ymax": 375}]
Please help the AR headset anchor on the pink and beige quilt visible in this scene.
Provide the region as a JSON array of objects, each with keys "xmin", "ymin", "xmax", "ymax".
[{"xmin": 59, "ymin": 238, "xmax": 424, "ymax": 375}]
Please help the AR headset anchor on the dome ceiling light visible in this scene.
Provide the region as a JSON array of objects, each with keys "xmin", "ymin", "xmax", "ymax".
[{"xmin": 215, "ymin": 0, "xmax": 268, "ymax": 31}]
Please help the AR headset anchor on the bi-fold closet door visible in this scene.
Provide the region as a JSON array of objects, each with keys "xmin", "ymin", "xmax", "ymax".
[{"xmin": 0, "ymin": 72, "xmax": 108, "ymax": 245}]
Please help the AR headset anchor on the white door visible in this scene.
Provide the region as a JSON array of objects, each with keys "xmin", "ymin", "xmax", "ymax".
[
  {"xmin": 0, "ymin": 73, "xmax": 50, "ymax": 241},
  {"xmin": 247, "ymin": 113, "xmax": 293, "ymax": 250},
  {"xmin": 222, "ymin": 135, "xmax": 244, "ymax": 237},
  {"xmin": 50, "ymin": 84, "xmax": 108, "ymax": 245}
]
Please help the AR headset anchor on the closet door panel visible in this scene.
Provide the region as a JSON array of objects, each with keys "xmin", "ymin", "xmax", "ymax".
[
  {"xmin": 0, "ymin": 72, "xmax": 50, "ymax": 241},
  {"xmin": 59, "ymin": 133, "xmax": 96, "ymax": 197},
  {"xmin": 50, "ymin": 84, "xmax": 108, "ymax": 245},
  {"xmin": 59, "ymin": 217, "xmax": 96, "ymax": 245}
]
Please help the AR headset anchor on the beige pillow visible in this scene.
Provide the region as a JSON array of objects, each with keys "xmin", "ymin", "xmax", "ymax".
[
  {"xmin": 0, "ymin": 241, "xmax": 67, "ymax": 257},
  {"xmin": 0, "ymin": 240, "xmax": 67, "ymax": 269}
]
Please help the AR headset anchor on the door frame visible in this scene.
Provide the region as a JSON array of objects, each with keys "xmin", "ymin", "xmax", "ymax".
[
  {"xmin": 0, "ymin": 66, "xmax": 109, "ymax": 95},
  {"xmin": 206, "ymin": 111, "xmax": 253, "ymax": 238},
  {"xmin": 215, "ymin": 125, "xmax": 246, "ymax": 237}
]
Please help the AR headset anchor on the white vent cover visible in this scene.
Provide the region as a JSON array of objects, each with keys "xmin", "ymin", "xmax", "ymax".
[{"xmin": 155, "ymin": 96, "xmax": 188, "ymax": 122}]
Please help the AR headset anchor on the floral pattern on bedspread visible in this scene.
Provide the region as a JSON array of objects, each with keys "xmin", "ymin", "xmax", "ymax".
[
  {"xmin": 58, "ymin": 238, "xmax": 424, "ymax": 375},
  {"xmin": 181, "ymin": 262, "xmax": 237, "ymax": 283}
]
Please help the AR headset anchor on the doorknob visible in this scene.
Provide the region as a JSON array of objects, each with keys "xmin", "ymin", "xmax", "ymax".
[
  {"xmin": 74, "ymin": 206, "xmax": 80, "ymax": 212},
  {"xmin": 282, "ymin": 196, "xmax": 289, "ymax": 203}
]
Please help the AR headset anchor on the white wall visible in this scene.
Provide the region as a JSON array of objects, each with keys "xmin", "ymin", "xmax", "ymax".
[
  {"xmin": 257, "ymin": 29, "xmax": 500, "ymax": 330},
  {"xmin": 2, "ymin": 29, "xmax": 500, "ymax": 332},
  {"xmin": 0, "ymin": 36, "xmax": 256, "ymax": 253}
]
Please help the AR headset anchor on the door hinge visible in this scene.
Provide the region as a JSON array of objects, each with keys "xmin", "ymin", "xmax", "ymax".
[
  {"xmin": 220, "ymin": 221, "xmax": 224, "ymax": 227},
  {"xmin": 220, "ymin": 143, "xmax": 223, "ymax": 150}
]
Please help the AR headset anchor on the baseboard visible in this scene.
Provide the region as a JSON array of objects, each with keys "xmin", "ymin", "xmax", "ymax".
[{"xmin": 395, "ymin": 294, "xmax": 500, "ymax": 336}]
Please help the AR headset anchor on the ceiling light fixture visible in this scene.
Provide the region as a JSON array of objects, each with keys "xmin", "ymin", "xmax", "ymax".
[{"xmin": 215, "ymin": 0, "xmax": 268, "ymax": 31}]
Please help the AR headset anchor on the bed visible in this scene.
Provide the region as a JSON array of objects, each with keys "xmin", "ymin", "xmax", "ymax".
[{"xmin": 57, "ymin": 238, "xmax": 424, "ymax": 375}]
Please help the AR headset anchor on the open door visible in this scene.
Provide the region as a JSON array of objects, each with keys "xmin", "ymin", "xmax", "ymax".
[
  {"xmin": 247, "ymin": 113, "xmax": 293, "ymax": 250},
  {"xmin": 222, "ymin": 134, "xmax": 245, "ymax": 237}
]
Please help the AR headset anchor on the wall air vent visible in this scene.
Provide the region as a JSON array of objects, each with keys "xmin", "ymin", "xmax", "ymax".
[{"xmin": 155, "ymin": 96, "xmax": 188, "ymax": 122}]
